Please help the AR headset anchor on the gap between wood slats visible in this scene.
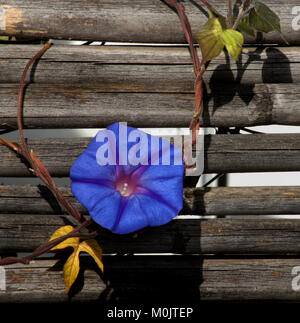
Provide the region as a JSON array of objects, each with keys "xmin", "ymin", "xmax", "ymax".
[{"xmin": 0, "ymin": 0, "xmax": 298, "ymax": 44}]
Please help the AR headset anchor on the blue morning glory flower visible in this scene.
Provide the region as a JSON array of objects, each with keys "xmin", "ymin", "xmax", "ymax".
[{"xmin": 70, "ymin": 122, "xmax": 184, "ymax": 234}]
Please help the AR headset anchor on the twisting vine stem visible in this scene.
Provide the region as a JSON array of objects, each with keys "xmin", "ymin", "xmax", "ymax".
[
  {"xmin": 16, "ymin": 41, "xmax": 83, "ymax": 224},
  {"xmin": 0, "ymin": 41, "xmax": 95, "ymax": 266},
  {"xmin": 164, "ymin": 0, "xmax": 207, "ymax": 147},
  {"xmin": 0, "ymin": 219, "xmax": 96, "ymax": 266},
  {"xmin": 232, "ymin": 0, "xmax": 253, "ymax": 30}
]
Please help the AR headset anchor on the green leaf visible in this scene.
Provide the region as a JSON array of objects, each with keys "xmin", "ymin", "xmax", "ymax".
[
  {"xmin": 197, "ymin": 17, "xmax": 244, "ymax": 63},
  {"xmin": 249, "ymin": 2, "xmax": 280, "ymax": 33},
  {"xmin": 236, "ymin": 17, "xmax": 255, "ymax": 37},
  {"xmin": 220, "ymin": 29, "xmax": 244, "ymax": 61}
]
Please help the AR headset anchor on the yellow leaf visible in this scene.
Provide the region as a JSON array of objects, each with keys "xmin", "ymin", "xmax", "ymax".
[
  {"xmin": 63, "ymin": 247, "xmax": 80, "ymax": 294},
  {"xmin": 79, "ymin": 239, "xmax": 104, "ymax": 273},
  {"xmin": 62, "ymin": 240, "xmax": 104, "ymax": 293},
  {"xmin": 49, "ymin": 226, "xmax": 104, "ymax": 294},
  {"xmin": 220, "ymin": 29, "xmax": 244, "ymax": 61},
  {"xmin": 197, "ymin": 17, "xmax": 244, "ymax": 63},
  {"xmin": 49, "ymin": 225, "xmax": 79, "ymax": 250},
  {"xmin": 197, "ymin": 18, "xmax": 224, "ymax": 64}
]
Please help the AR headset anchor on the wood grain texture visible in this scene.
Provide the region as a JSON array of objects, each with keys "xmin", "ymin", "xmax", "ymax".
[
  {"xmin": 1, "ymin": 214, "xmax": 300, "ymax": 255},
  {"xmin": 0, "ymin": 45, "xmax": 298, "ymax": 84},
  {"xmin": 1, "ymin": 83, "xmax": 300, "ymax": 129},
  {"xmin": 1, "ymin": 257, "xmax": 300, "ymax": 302},
  {"xmin": 0, "ymin": 134, "xmax": 299, "ymax": 176},
  {"xmin": 0, "ymin": 185, "xmax": 300, "ymax": 217},
  {"xmin": 1, "ymin": 45, "xmax": 298, "ymax": 128},
  {"xmin": 0, "ymin": 0, "xmax": 298, "ymax": 44}
]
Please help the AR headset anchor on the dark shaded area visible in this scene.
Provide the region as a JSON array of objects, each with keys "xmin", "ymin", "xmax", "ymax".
[
  {"xmin": 97, "ymin": 255, "xmax": 203, "ymax": 307},
  {"xmin": 1, "ymin": 302, "xmax": 298, "ymax": 322},
  {"xmin": 204, "ymin": 49, "xmax": 260, "ymax": 120},
  {"xmin": 183, "ymin": 176, "xmax": 199, "ymax": 187},
  {"xmin": 262, "ymin": 47, "xmax": 293, "ymax": 83},
  {"xmin": 38, "ymin": 184, "xmax": 64, "ymax": 214},
  {"xmin": 181, "ymin": 186, "xmax": 206, "ymax": 215},
  {"xmin": 202, "ymin": 47, "xmax": 292, "ymax": 127},
  {"xmin": 48, "ymin": 253, "xmax": 203, "ymax": 312}
]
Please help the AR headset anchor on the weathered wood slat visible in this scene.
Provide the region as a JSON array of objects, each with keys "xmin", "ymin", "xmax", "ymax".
[
  {"xmin": 0, "ymin": 185, "xmax": 299, "ymax": 217},
  {"xmin": 1, "ymin": 83, "xmax": 300, "ymax": 129},
  {"xmin": 0, "ymin": 1, "xmax": 298, "ymax": 44},
  {"xmin": 0, "ymin": 45, "xmax": 299, "ymax": 84},
  {"xmin": 1, "ymin": 258, "xmax": 300, "ymax": 302},
  {"xmin": 1, "ymin": 214, "xmax": 300, "ymax": 255},
  {"xmin": 0, "ymin": 134, "xmax": 299, "ymax": 176}
]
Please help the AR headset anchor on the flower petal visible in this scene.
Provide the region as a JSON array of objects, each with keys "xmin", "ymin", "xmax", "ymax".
[
  {"xmin": 70, "ymin": 135, "xmax": 116, "ymax": 185},
  {"xmin": 71, "ymin": 181, "xmax": 117, "ymax": 215},
  {"xmin": 137, "ymin": 142, "xmax": 184, "ymax": 213},
  {"xmin": 113, "ymin": 193, "xmax": 179, "ymax": 234},
  {"xmin": 136, "ymin": 176, "xmax": 183, "ymax": 215}
]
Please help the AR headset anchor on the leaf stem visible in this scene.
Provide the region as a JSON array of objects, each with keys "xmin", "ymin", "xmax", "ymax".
[
  {"xmin": 232, "ymin": 0, "xmax": 253, "ymax": 30},
  {"xmin": 243, "ymin": 0, "xmax": 251, "ymax": 11},
  {"xmin": 197, "ymin": 0, "xmax": 222, "ymax": 17},
  {"xmin": 227, "ymin": 0, "xmax": 233, "ymax": 28}
]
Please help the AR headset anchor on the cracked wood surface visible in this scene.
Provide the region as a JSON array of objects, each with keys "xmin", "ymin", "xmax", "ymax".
[
  {"xmin": 1, "ymin": 214, "xmax": 300, "ymax": 255},
  {"xmin": 0, "ymin": 0, "xmax": 298, "ymax": 44},
  {"xmin": 1, "ymin": 258, "xmax": 300, "ymax": 302}
]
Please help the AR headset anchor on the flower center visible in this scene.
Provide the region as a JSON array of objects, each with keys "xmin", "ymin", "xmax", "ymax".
[{"xmin": 116, "ymin": 180, "xmax": 135, "ymax": 197}]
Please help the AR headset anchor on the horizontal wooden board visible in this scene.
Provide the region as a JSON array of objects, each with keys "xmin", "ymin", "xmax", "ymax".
[
  {"xmin": 1, "ymin": 83, "xmax": 300, "ymax": 129},
  {"xmin": 0, "ymin": 185, "xmax": 299, "ymax": 217},
  {"xmin": 0, "ymin": 134, "xmax": 299, "ymax": 176},
  {"xmin": 0, "ymin": 45, "xmax": 299, "ymax": 84},
  {"xmin": 1, "ymin": 214, "xmax": 300, "ymax": 255},
  {"xmin": 1, "ymin": 258, "xmax": 300, "ymax": 302},
  {"xmin": 0, "ymin": 1, "xmax": 298, "ymax": 44}
]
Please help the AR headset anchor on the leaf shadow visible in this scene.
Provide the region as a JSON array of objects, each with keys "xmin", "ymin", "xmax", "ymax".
[
  {"xmin": 37, "ymin": 184, "xmax": 64, "ymax": 214},
  {"xmin": 202, "ymin": 47, "xmax": 267, "ymax": 126},
  {"xmin": 262, "ymin": 47, "xmax": 293, "ymax": 83}
]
